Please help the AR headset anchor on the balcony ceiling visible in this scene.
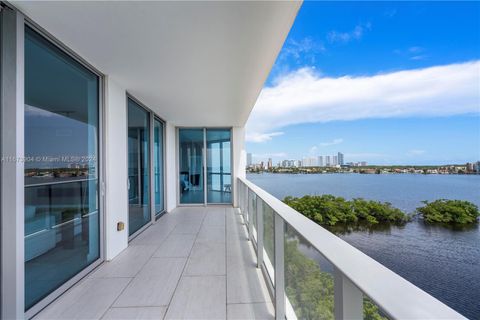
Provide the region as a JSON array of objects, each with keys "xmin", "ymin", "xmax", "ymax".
[{"xmin": 14, "ymin": 1, "xmax": 301, "ymax": 127}]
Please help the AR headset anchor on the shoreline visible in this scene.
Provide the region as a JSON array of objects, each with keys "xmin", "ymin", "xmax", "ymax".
[{"xmin": 247, "ymin": 171, "xmax": 480, "ymax": 176}]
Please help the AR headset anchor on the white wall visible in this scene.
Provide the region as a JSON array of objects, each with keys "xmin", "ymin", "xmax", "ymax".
[
  {"xmin": 165, "ymin": 122, "xmax": 177, "ymax": 212},
  {"xmin": 104, "ymin": 77, "xmax": 129, "ymax": 260},
  {"xmin": 232, "ymin": 126, "xmax": 246, "ymax": 207}
]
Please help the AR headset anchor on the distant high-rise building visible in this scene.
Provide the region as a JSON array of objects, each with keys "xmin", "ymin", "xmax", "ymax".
[
  {"xmin": 466, "ymin": 163, "xmax": 474, "ymax": 172},
  {"xmin": 317, "ymin": 156, "xmax": 323, "ymax": 167},
  {"xmin": 325, "ymin": 156, "xmax": 331, "ymax": 166},
  {"xmin": 333, "ymin": 155, "xmax": 338, "ymax": 166},
  {"xmin": 247, "ymin": 153, "xmax": 252, "ymax": 167},
  {"xmin": 302, "ymin": 157, "xmax": 317, "ymax": 167},
  {"xmin": 360, "ymin": 161, "xmax": 367, "ymax": 166},
  {"xmin": 473, "ymin": 161, "xmax": 480, "ymax": 173},
  {"xmin": 338, "ymin": 152, "xmax": 344, "ymax": 166},
  {"xmin": 268, "ymin": 158, "xmax": 272, "ymax": 169}
]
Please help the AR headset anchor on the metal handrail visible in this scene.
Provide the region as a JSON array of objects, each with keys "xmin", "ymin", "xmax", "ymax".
[
  {"xmin": 25, "ymin": 177, "xmax": 96, "ymax": 188},
  {"xmin": 238, "ymin": 177, "xmax": 465, "ymax": 320}
]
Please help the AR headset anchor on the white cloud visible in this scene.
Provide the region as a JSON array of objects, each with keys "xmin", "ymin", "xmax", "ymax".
[
  {"xmin": 409, "ymin": 46, "xmax": 424, "ymax": 54},
  {"xmin": 246, "ymin": 61, "xmax": 480, "ymax": 142},
  {"xmin": 395, "ymin": 46, "xmax": 428, "ymax": 61},
  {"xmin": 309, "ymin": 146, "xmax": 319, "ymax": 155},
  {"xmin": 327, "ymin": 23, "xmax": 371, "ymax": 43},
  {"xmin": 319, "ymin": 138, "xmax": 344, "ymax": 147},
  {"xmin": 410, "ymin": 55, "xmax": 428, "ymax": 61},
  {"xmin": 246, "ymin": 131, "xmax": 284, "ymax": 143},
  {"xmin": 280, "ymin": 37, "xmax": 325, "ymax": 63}
]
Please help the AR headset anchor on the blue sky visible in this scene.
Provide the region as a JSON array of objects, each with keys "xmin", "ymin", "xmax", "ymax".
[{"xmin": 246, "ymin": 1, "xmax": 480, "ymax": 165}]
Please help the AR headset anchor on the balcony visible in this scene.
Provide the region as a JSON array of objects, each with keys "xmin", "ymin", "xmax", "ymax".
[
  {"xmin": 33, "ymin": 206, "xmax": 273, "ymax": 319},
  {"xmin": 33, "ymin": 178, "xmax": 465, "ymax": 320}
]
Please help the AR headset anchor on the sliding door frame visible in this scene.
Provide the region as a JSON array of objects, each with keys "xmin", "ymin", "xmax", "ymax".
[
  {"xmin": 1, "ymin": 5, "xmax": 24, "ymax": 319},
  {"xmin": 153, "ymin": 116, "xmax": 167, "ymax": 220},
  {"xmin": 205, "ymin": 128, "xmax": 234, "ymax": 205},
  {"xmin": 0, "ymin": 4, "xmax": 106, "ymax": 318},
  {"xmin": 126, "ymin": 94, "xmax": 166, "ymax": 241},
  {"xmin": 176, "ymin": 127, "xmax": 233, "ymax": 207}
]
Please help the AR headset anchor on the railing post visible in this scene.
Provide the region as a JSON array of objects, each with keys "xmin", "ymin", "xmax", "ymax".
[
  {"xmin": 274, "ymin": 213, "xmax": 285, "ymax": 320},
  {"xmin": 243, "ymin": 184, "xmax": 248, "ymax": 221},
  {"xmin": 334, "ymin": 267, "xmax": 363, "ymax": 320},
  {"xmin": 256, "ymin": 197, "xmax": 264, "ymax": 268}
]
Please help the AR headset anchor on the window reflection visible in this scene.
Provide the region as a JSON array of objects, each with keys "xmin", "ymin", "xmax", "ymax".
[
  {"xmin": 207, "ymin": 129, "xmax": 231, "ymax": 204},
  {"xmin": 179, "ymin": 129, "xmax": 205, "ymax": 204},
  {"xmin": 24, "ymin": 26, "xmax": 99, "ymax": 309},
  {"xmin": 128, "ymin": 99, "xmax": 151, "ymax": 235}
]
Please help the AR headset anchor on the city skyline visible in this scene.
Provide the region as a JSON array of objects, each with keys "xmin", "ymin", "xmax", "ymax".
[
  {"xmin": 248, "ymin": 151, "xmax": 367, "ymax": 168},
  {"xmin": 245, "ymin": 2, "xmax": 480, "ymax": 165}
]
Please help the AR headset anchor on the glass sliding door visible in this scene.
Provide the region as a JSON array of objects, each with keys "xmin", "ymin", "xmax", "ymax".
[
  {"xmin": 153, "ymin": 118, "xmax": 165, "ymax": 216},
  {"xmin": 178, "ymin": 128, "xmax": 232, "ymax": 205},
  {"xmin": 206, "ymin": 129, "xmax": 232, "ymax": 204},
  {"xmin": 178, "ymin": 129, "xmax": 205, "ymax": 204},
  {"xmin": 24, "ymin": 26, "xmax": 100, "ymax": 310},
  {"xmin": 127, "ymin": 99, "xmax": 150, "ymax": 236}
]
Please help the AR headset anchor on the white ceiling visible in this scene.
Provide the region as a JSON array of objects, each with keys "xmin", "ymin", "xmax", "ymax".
[{"xmin": 14, "ymin": 1, "xmax": 301, "ymax": 127}]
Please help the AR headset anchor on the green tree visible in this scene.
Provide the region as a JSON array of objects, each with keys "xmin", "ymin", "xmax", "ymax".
[
  {"xmin": 416, "ymin": 199, "xmax": 480, "ymax": 224},
  {"xmin": 283, "ymin": 195, "xmax": 409, "ymax": 227}
]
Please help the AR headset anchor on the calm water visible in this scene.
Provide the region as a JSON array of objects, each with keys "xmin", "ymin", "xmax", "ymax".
[{"xmin": 247, "ymin": 173, "xmax": 480, "ymax": 319}]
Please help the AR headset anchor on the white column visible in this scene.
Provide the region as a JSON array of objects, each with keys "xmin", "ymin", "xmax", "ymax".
[
  {"xmin": 104, "ymin": 77, "xmax": 129, "ymax": 260},
  {"xmin": 165, "ymin": 122, "xmax": 177, "ymax": 212},
  {"xmin": 232, "ymin": 126, "xmax": 245, "ymax": 207}
]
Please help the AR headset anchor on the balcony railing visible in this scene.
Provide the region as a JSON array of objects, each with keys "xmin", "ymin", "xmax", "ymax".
[{"xmin": 237, "ymin": 177, "xmax": 465, "ymax": 320}]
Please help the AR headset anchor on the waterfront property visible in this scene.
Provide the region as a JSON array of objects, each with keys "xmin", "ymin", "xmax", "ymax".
[{"xmin": 0, "ymin": 2, "xmax": 467, "ymax": 319}]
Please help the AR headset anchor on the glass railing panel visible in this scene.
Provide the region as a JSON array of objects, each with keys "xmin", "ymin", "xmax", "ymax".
[
  {"xmin": 285, "ymin": 223, "xmax": 335, "ymax": 320},
  {"xmin": 263, "ymin": 201, "xmax": 276, "ymax": 282},
  {"xmin": 24, "ymin": 179, "xmax": 99, "ymax": 309},
  {"xmin": 248, "ymin": 189, "xmax": 256, "ymax": 240},
  {"xmin": 252, "ymin": 193, "xmax": 258, "ymax": 241}
]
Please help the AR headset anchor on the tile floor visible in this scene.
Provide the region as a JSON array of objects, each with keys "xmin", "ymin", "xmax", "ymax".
[{"xmin": 33, "ymin": 206, "xmax": 274, "ymax": 320}]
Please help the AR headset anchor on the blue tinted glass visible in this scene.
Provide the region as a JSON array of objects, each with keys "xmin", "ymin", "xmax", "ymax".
[
  {"xmin": 128, "ymin": 99, "xmax": 150, "ymax": 235},
  {"xmin": 179, "ymin": 129, "xmax": 205, "ymax": 204},
  {"xmin": 206, "ymin": 129, "xmax": 232, "ymax": 203},
  {"xmin": 24, "ymin": 26, "xmax": 100, "ymax": 309},
  {"xmin": 154, "ymin": 119, "xmax": 164, "ymax": 215}
]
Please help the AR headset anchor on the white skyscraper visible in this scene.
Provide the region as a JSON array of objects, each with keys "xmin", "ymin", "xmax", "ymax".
[
  {"xmin": 333, "ymin": 155, "xmax": 338, "ymax": 166},
  {"xmin": 317, "ymin": 156, "xmax": 323, "ymax": 167},
  {"xmin": 325, "ymin": 155, "xmax": 331, "ymax": 166},
  {"xmin": 247, "ymin": 153, "xmax": 252, "ymax": 167},
  {"xmin": 338, "ymin": 152, "xmax": 344, "ymax": 166}
]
